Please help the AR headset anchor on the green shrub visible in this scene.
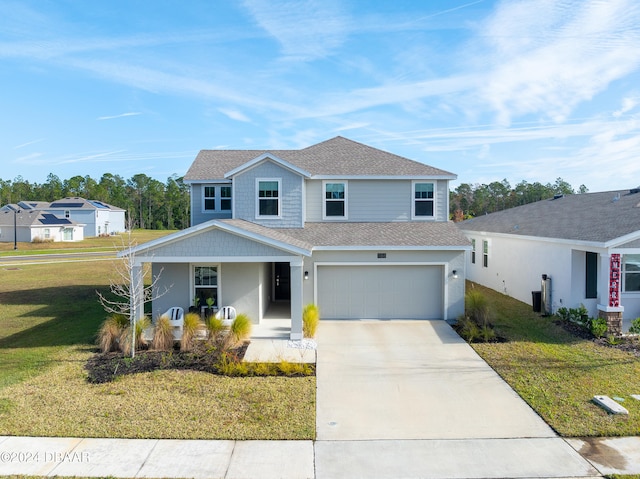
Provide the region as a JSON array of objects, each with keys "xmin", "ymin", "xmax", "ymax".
[
  {"xmin": 229, "ymin": 313, "xmax": 252, "ymax": 347},
  {"xmin": 97, "ymin": 314, "xmax": 128, "ymax": 353},
  {"xmin": 458, "ymin": 315, "xmax": 481, "ymax": 343},
  {"xmin": 302, "ymin": 303, "xmax": 320, "ymax": 338},
  {"xmin": 119, "ymin": 317, "xmax": 150, "ymax": 356},
  {"xmin": 465, "ymin": 289, "xmax": 490, "ymax": 327},
  {"xmin": 479, "ymin": 325, "xmax": 496, "ymax": 342},
  {"xmin": 629, "ymin": 317, "xmax": 640, "ymax": 334},
  {"xmin": 205, "ymin": 315, "xmax": 226, "ymax": 345},
  {"xmin": 590, "ymin": 317, "xmax": 608, "ymax": 338},
  {"xmin": 181, "ymin": 312, "xmax": 204, "ymax": 352},
  {"xmin": 216, "ymin": 352, "xmax": 249, "ymax": 376},
  {"xmin": 152, "ymin": 315, "xmax": 174, "ymax": 351}
]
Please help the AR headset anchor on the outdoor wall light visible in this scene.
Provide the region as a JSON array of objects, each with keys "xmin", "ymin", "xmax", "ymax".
[
  {"xmin": 452, "ymin": 270, "xmax": 458, "ymax": 279},
  {"xmin": 304, "ymin": 271, "xmax": 309, "ymax": 280}
]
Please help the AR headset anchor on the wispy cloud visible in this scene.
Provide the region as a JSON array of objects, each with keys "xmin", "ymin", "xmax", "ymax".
[
  {"xmin": 472, "ymin": 0, "xmax": 640, "ymax": 125},
  {"xmin": 13, "ymin": 138, "xmax": 45, "ymax": 149},
  {"xmin": 241, "ymin": 0, "xmax": 349, "ymax": 61},
  {"xmin": 218, "ymin": 108, "xmax": 251, "ymax": 122},
  {"xmin": 97, "ymin": 112, "xmax": 142, "ymax": 121}
]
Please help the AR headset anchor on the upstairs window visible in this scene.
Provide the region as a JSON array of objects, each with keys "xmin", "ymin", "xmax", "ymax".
[
  {"xmin": 257, "ymin": 179, "xmax": 280, "ymax": 217},
  {"xmin": 412, "ymin": 182, "xmax": 434, "ymax": 218},
  {"xmin": 64, "ymin": 210, "xmax": 70, "ymax": 218},
  {"xmin": 623, "ymin": 254, "xmax": 640, "ymax": 292},
  {"xmin": 204, "ymin": 186, "xmax": 216, "ymax": 211},
  {"xmin": 324, "ymin": 181, "xmax": 347, "ymax": 218},
  {"xmin": 220, "ymin": 186, "xmax": 232, "ymax": 211}
]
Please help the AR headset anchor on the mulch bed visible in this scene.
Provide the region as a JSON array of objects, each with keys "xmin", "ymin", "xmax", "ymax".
[
  {"xmin": 85, "ymin": 342, "xmax": 249, "ymax": 384},
  {"xmin": 554, "ymin": 319, "xmax": 640, "ymax": 357}
]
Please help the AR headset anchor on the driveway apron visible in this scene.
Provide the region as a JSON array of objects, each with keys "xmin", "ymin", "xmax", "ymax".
[{"xmin": 316, "ymin": 320, "xmax": 555, "ymax": 441}]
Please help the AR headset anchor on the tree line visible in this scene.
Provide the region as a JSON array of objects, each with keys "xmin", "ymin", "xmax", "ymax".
[
  {"xmin": 450, "ymin": 177, "xmax": 588, "ymax": 220},
  {"xmin": 1, "ymin": 172, "xmax": 588, "ymax": 229},
  {"xmin": 0, "ymin": 173, "xmax": 190, "ymax": 230}
]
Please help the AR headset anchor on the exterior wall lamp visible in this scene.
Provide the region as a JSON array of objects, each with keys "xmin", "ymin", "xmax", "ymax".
[
  {"xmin": 452, "ymin": 270, "xmax": 458, "ymax": 279},
  {"xmin": 304, "ymin": 271, "xmax": 309, "ymax": 280}
]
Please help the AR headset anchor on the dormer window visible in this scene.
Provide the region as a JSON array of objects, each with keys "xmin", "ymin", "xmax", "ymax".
[
  {"xmin": 257, "ymin": 179, "xmax": 281, "ymax": 217},
  {"xmin": 323, "ymin": 181, "xmax": 347, "ymax": 219},
  {"xmin": 412, "ymin": 181, "xmax": 435, "ymax": 219}
]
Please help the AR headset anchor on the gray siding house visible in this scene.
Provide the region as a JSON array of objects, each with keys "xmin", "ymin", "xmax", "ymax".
[{"xmin": 126, "ymin": 137, "xmax": 470, "ymax": 339}]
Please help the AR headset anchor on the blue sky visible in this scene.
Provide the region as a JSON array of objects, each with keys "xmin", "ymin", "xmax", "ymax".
[{"xmin": 2, "ymin": 0, "xmax": 639, "ymax": 193}]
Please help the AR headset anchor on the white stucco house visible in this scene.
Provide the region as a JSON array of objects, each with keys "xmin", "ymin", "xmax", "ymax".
[
  {"xmin": 2, "ymin": 197, "xmax": 125, "ymax": 239},
  {"xmin": 45, "ymin": 198, "xmax": 126, "ymax": 237},
  {"xmin": 124, "ymin": 136, "xmax": 471, "ymax": 339},
  {"xmin": 0, "ymin": 206, "xmax": 85, "ymax": 243},
  {"xmin": 459, "ymin": 188, "xmax": 640, "ymax": 333}
]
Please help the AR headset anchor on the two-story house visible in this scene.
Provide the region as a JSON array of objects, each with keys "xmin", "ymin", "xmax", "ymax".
[{"xmin": 126, "ymin": 137, "xmax": 470, "ymax": 339}]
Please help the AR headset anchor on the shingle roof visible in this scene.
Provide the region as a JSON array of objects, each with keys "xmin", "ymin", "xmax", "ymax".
[
  {"xmin": 221, "ymin": 219, "xmax": 470, "ymax": 248},
  {"xmin": 459, "ymin": 189, "xmax": 640, "ymax": 244},
  {"xmin": 0, "ymin": 209, "xmax": 78, "ymax": 227},
  {"xmin": 184, "ymin": 136, "xmax": 455, "ymax": 181}
]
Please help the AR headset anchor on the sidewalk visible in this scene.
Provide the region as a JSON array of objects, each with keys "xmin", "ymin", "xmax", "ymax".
[{"xmin": 2, "ymin": 435, "xmax": 640, "ymax": 478}]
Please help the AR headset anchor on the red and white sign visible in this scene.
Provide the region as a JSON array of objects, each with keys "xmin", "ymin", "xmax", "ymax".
[{"xmin": 609, "ymin": 253, "xmax": 621, "ymax": 307}]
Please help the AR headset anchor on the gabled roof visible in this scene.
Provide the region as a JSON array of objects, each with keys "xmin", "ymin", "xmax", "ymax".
[
  {"xmin": 184, "ymin": 136, "xmax": 456, "ymax": 181},
  {"xmin": 460, "ymin": 189, "xmax": 640, "ymax": 245},
  {"xmin": 0, "ymin": 209, "xmax": 81, "ymax": 228},
  {"xmin": 48, "ymin": 197, "xmax": 125, "ymax": 211}
]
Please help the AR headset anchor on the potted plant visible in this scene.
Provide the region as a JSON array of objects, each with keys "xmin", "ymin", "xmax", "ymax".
[
  {"xmin": 205, "ymin": 297, "xmax": 216, "ymax": 318},
  {"xmin": 189, "ymin": 296, "xmax": 200, "ymax": 314}
]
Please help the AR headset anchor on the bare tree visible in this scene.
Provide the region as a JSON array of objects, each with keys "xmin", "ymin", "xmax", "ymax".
[{"xmin": 97, "ymin": 229, "xmax": 172, "ymax": 357}]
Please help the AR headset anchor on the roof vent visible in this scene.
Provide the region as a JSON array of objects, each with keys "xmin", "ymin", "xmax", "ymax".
[
  {"xmin": 630, "ymin": 187, "xmax": 640, "ymax": 194},
  {"xmin": 553, "ymin": 194, "xmax": 564, "ymax": 200}
]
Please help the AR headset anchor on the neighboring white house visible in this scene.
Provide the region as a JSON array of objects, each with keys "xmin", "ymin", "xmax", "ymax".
[
  {"xmin": 459, "ymin": 188, "xmax": 640, "ymax": 333},
  {"xmin": 2, "ymin": 197, "xmax": 126, "ymax": 238},
  {"xmin": 44, "ymin": 198, "xmax": 125, "ymax": 237},
  {"xmin": 124, "ymin": 136, "xmax": 471, "ymax": 339},
  {"xmin": 0, "ymin": 206, "xmax": 85, "ymax": 243}
]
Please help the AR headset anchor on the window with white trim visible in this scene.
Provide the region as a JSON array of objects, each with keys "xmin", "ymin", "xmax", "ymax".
[
  {"xmin": 483, "ymin": 240, "xmax": 489, "ymax": 268},
  {"xmin": 220, "ymin": 186, "xmax": 232, "ymax": 211},
  {"xmin": 623, "ymin": 254, "xmax": 640, "ymax": 292},
  {"xmin": 204, "ymin": 186, "xmax": 216, "ymax": 211},
  {"xmin": 64, "ymin": 210, "xmax": 70, "ymax": 218},
  {"xmin": 44, "ymin": 228, "xmax": 51, "ymax": 239},
  {"xmin": 412, "ymin": 182, "xmax": 435, "ymax": 218},
  {"xmin": 471, "ymin": 238, "xmax": 476, "ymax": 264},
  {"xmin": 323, "ymin": 181, "xmax": 347, "ymax": 218},
  {"xmin": 194, "ymin": 266, "xmax": 218, "ymax": 306},
  {"xmin": 257, "ymin": 179, "xmax": 280, "ymax": 217}
]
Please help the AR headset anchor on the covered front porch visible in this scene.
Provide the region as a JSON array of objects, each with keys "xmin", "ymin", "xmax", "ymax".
[{"xmin": 123, "ymin": 220, "xmax": 313, "ymax": 341}]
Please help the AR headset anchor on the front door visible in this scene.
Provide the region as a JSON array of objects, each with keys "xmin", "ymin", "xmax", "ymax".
[{"xmin": 274, "ymin": 262, "xmax": 291, "ymax": 301}]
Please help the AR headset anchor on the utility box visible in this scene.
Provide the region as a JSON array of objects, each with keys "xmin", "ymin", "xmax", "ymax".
[
  {"xmin": 541, "ymin": 274, "xmax": 552, "ymax": 316},
  {"xmin": 532, "ymin": 291, "xmax": 542, "ymax": 313}
]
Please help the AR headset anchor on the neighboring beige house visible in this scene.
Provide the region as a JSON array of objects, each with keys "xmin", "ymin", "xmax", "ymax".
[{"xmin": 124, "ymin": 136, "xmax": 471, "ymax": 339}]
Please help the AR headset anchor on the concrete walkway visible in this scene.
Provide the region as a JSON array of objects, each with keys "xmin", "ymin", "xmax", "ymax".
[{"xmin": 1, "ymin": 320, "xmax": 640, "ymax": 478}]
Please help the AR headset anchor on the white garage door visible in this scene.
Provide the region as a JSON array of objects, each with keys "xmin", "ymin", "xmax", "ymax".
[{"xmin": 317, "ymin": 265, "xmax": 443, "ymax": 320}]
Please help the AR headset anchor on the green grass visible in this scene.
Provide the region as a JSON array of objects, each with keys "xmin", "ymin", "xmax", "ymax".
[
  {"xmin": 467, "ymin": 282, "xmax": 640, "ymax": 437},
  {"xmin": 0, "ymin": 229, "xmax": 176, "ymax": 256},
  {"xmin": 0, "ymin": 247, "xmax": 316, "ymax": 440}
]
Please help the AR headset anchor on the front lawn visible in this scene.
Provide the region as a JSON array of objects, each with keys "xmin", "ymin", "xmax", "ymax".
[
  {"xmin": 0, "ymin": 256, "xmax": 315, "ymax": 440},
  {"xmin": 468, "ymin": 282, "xmax": 640, "ymax": 437}
]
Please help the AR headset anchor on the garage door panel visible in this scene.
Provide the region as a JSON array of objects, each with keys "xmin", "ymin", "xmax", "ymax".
[{"xmin": 317, "ymin": 265, "xmax": 443, "ymax": 320}]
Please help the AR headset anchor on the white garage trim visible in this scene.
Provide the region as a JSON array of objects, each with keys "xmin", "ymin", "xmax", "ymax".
[{"xmin": 314, "ymin": 262, "xmax": 451, "ymax": 320}]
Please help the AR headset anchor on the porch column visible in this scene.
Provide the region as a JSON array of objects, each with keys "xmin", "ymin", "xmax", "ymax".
[
  {"xmin": 597, "ymin": 253, "xmax": 624, "ymax": 335},
  {"xmin": 130, "ymin": 261, "xmax": 145, "ymax": 323},
  {"xmin": 290, "ymin": 258, "xmax": 303, "ymax": 340}
]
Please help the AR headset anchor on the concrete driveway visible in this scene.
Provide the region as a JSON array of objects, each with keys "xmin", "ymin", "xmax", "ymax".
[{"xmin": 314, "ymin": 320, "xmax": 598, "ymax": 479}]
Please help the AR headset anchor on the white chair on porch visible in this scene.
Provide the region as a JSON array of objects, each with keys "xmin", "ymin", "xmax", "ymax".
[
  {"xmin": 165, "ymin": 306, "xmax": 184, "ymax": 339},
  {"xmin": 215, "ymin": 306, "xmax": 237, "ymax": 327}
]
